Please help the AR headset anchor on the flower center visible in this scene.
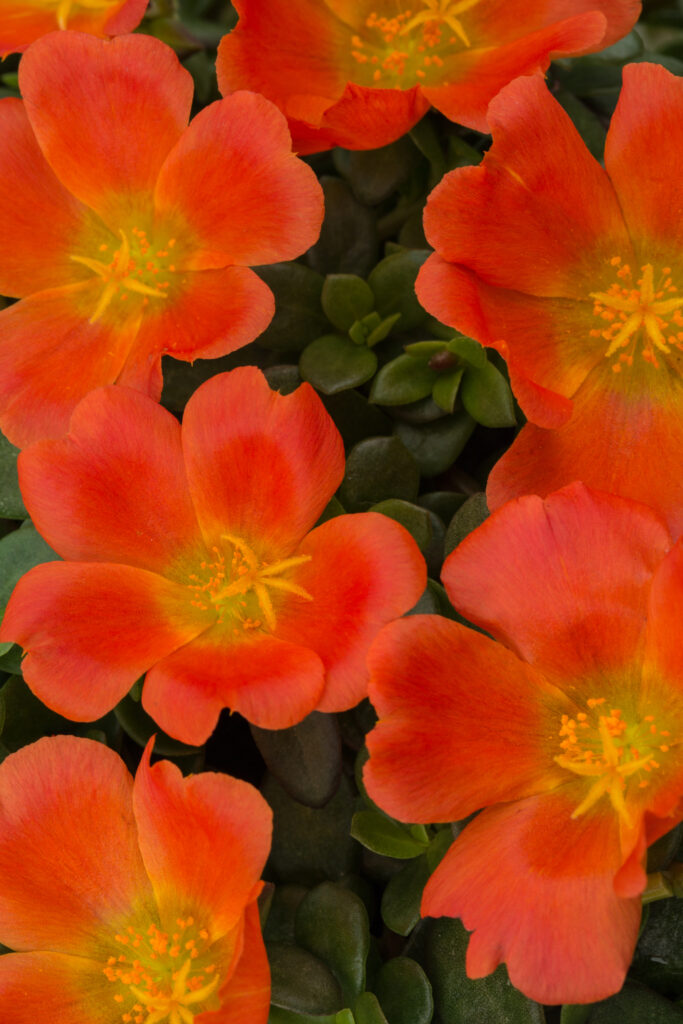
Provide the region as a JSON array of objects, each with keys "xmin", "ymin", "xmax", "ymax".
[
  {"xmin": 589, "ymin": 259, "xmax": 683, "ymax": 372},
  {"xmin": 103, "ymin": 917, "xmax": 220, "ymax": 1024},
  {"xmin": 187, "ymin": 534, "xmax": 313, "ymax": 634},
  {"xmin": 71, "ymin": 228, "xmax": 177, "ymax": 324},
  {"xmin": 52, "ymin": 0, "xmax": 116, "ymax": 29},
  {"xmin": 554, "ymin": 698, "xmax": 674, "ymax": 826},
  {"xmin": 349, "ymin": 0, "xmax": 479, "ymax": 85}
]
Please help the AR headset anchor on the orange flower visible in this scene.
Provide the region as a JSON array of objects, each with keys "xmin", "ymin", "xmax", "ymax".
[
  {"xmin": 364, "ymin": 484, "xmax": 683, "ymax": 1004},
  {"xmin": 216, "ymin": 0, "xmax": 640, "ymax": 152},
  {"xmin": 0, "ymin": 30, "xmax": 323, "ymax": 448},
  {"xmin": 0, "ymin": 0, "xmax": 146, "ymax": 56},
  {"xmin": 417, "ymin": 63, "xmax": 683, "ymax": 537},
  {"xmin": 0, "ymin": 735, "xmax": 272, "ymax": 1023},
  {"xmin": 0, "ymin": 367, "xmax": 426, "ymax": 745}
]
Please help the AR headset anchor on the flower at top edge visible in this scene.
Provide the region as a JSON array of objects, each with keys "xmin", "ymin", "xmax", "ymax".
[
  {"xmin": 0, "ymin": 30, "xmax": 324, "ymax": 449},
  {"xmin": 0, "ymin": 0, "xmax": 146, "ymax": 56},
  {"xmin": 416, "ymin": 62, "xmax": 683, "ymax": 538},
  {"xmin": 364, "ymin": 482, "xmax": 683, "ymax": 1005},
  {"xmin": 216, "ymin": 0, "xmax": 640, "ymax": 152},
  {"xmin": 0, "ymin": 734, "xmax": 272, "ymax": 1023},
  {"xmin": 0, "ymin": 366, "xmax": 427, "ymax": 745}
]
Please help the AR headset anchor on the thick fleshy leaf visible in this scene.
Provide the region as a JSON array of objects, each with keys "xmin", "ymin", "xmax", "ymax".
[
  {"xmin": 365, "ymin": 615, "xmax": 568, "ymax": 824},
  {"xmin": 154, "ymin": 93, "xmax": 323, "ymax": 269},
  {"xmin": 19, "ymin": 33, "xmax": 193, "ymax": 228},
  {"xmin": 0, "ymin": 950, "xmax": 117, "ymax": 1024},
  {"xmin": 181, "ymin": 367, "xmax": 345, "ymax": 556},
  {"xmin": 0, "ymin": 561, "xmax": 209, "ymax": 721},
  {"xmin": 275, "ymin": 513, "xmax": 426, "ymax": 712},
  {"xmin": 17, "ymin": 386, "xmax": 202, "ymax": 570},
  {"xmin": 422, "ymin": 791, "xmax": 643, "ymax": 1005},
  {"xmin": 0, "ymin": 284, "xmax": 138, "ymax": 448},
  {"xmin": 209, "ymin": 901, "xmax": 271, "ymax": 1024},
  {"xmin": 133, "ymin": 742, "xmax": 271, "ymax": 938},
  {"xmin": 0, "ymin": 736, "xmax": 152, "ymax": 955},
  {"xmin": 142, "ymin": 628, "xmax": 326, "ymax": 743},
  {"xmin": 443, "ymin": 483, "xmax": 671, "ymax": 682},
  {"xmin": 422, "ymin": 75, "xmax": 631, "ymax": 298}
]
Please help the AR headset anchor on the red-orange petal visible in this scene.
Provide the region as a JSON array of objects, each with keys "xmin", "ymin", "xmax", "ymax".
[
  {"xmin": 0, "ymin": 562, "xmax": 209, "ymax": 721},
  {"xmin": 422, "ymin": 791, "xmax": 642, "ymax": 1005},
  {"xmin": 154, "ymin": 93, "xmax": 323, "ymax": 269},
  {"xmin": 444, "ymin": 483, "xmax": 671, "ymax": 682},
  {"xmin": 365, "ymin": 615, "xmax": 567, "ymax": 824},
  {"xmin": 208, "ymin": 900, "xmax": 270, "ymax": 1024},
  {"xmin": 0, "ymin": 0, "xmax": 148, "ymax": 56},
  {"xmin": 19, "ymin": 33, "xmax": 193, "ymax": 229},
  {"xmin": 133, "ymin": 742, "xmax": 271, "ymax": 938},
  {"xmin": 0, "ymin": 736, "xmax": 152, "ymax": 955},
  {"xmin": 181, "ymin": 367, "xmax": 345, "ymax": 557},
  {"xmin": 115, "ymin": 265, "xmax": 276, "ymax": 400},
  {"xmin": 422, "ymin": 75, "xmax": 631, "ymax": 299},
  {"xmin": 275, "ymin": 513, "xmax": 426, "ymax": 713},
  {"xmin": 0, "ymin": 951, "xmax": 116, "ymax": 1024},
  {"xmin": 0, "ymin": 283, "xmax": 139, "ymax": 448},
  {"xmin": 18, "ymin": 386, "xmax": 202, "ymax": 570},
  {"xmin": 142, "ymin": 628, "xmax": 326, "ymax": 742}
]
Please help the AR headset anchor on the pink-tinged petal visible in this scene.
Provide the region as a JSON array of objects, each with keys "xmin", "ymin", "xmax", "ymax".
[
  {"xmin": 0, "ymin": 951, "xmax": 117, "ymax": 1024},
  {"xmin": 606, "ymin": 63, "xmax": 683, "ymax": 265},
  {"xmin": 0, "ymin": 284, "xmax": 138, "ymax": 448},
  {"xmin": 486, "ymin": 362, "xmax": 683, "ymax": 541},
  {"xmin": 422, "ymin": 792, "xmax": 642, "ymax": 1005},
  {"xmin": 275, "ymin": 513, "xmax": 426, "ymax": 713},
  {"xmin": 19, "ymin": 33, "xmax": 193, "ymax": 228},
  {"xmin": 181, "ymin": 367, "xmax": 345, "ymax": 556},
  {"xmin": 444, "ymin": 483, "xmax": 671, "ymax": 682},
  {"xmin": 19, "ymin": 386, "xmax": 202, "ymax": 570},
  {"xmin": 0, "ymin": 99, "xmax": 94, "ymax": 296},
  {"xmin": 423, "ymin": 75, "xmax": 631, "ymax": 298},
  {"xmin": 422, "ymin": 12, "xmax": 610, "ymax": 133},
  {"xmin": 544, "ymin": 0, "xmax": 641, "ymax": 48},
  {"xmin": 206, "ymin": 901, "xmax": 270, "ymax": 1024},
  {"xmin": 365, "ymin": 615, "xmax": 567, "ymax": 824},
  {"xmin": 0, "ymin": 736, "xmax": 152, "ymax": 955},
  {"xmin": 143, "ymin": 627, "xmax": 326, "ymax": 742},
  {"xmin": 133, "ymin": 742, "xmax": 271, "ymax": 938},
  {"xmin": 154, "ymin": 93, "xmax": 323, "ymax": 268},
  {"xmin": 115, "ymin": 266, "xmax": 276, "ymax": 399},
  {"xmin": 0, "ymin": 562, "xmax": 209, "ymax": 721}
]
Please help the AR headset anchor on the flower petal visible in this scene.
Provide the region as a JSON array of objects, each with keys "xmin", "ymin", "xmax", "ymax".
[
  {"xmin": 0, "ymin": 284, "xmax": 138, "ymax": 448},
  {"xmin": 0, "ymin": 951, "xmax": 117, "ymax": 1024},
  {"xmin": 18, "ymin": 386, "xmax": 202, "ymax": 570},
  {"xmin": 209, "ymin": 901, "xmax": 270, "ymax": 1024},
  {"xmin": 181, "ymin": 367, "xmax": 345, "ymax": 556},
  {"xmin": 0, "ymin": 562, "xmax": 209, "ymax": 721},
  {"xmin": 19, "ymin": 32, "xmax": 193, "ymax": 228},
  {"xmin": 154, "ymin": 93, "xmax": 323, "ymax": 268},
  {"xmin": 422, "ymin": 791, "xmax": 642, "ymax": 1005},
  {"xmin": 365, "ymin": 615, "xmax": 567, "ymax": 824},
  {"xmin": 0, "ymin": 736, "xmax": 152, "ymax": 955},
  {"xmin": 422, "ymin": 75, "xmax": 630, "ymax": 298},
  {"xmin": 133, "ymin": 742, "xmax": 271, "ymax": 938},
  {"xmin": 142, "ymin": 628, "xmax": 326, "ymax": 742},
  {"xmin": 275, "ymin": 513, "xmax": 426, "ymax": 712},
  {"xmin": 444, "ymin": 483, "xmax": 671, "ymax": 681}
]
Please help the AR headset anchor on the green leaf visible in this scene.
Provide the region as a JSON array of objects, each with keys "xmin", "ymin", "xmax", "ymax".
[
  {"xmin": 393, "ymin": 414, "xmax": 476, "ymax": 478},
  {"xmin": 0, "ymin": 675, "xmax": 119, "ymax": 752},
  {"xmin": 263, "ymin": 885, "xmax": 309, "ymax": 945},
  {"xmin": 355, "ymin": 992, "xmax": 390, "ymax": 1024},
  {"xmin": 460, "ymin": 362, "xmax": 516, "ymax": 428},
  {"xmin": 114, "ymin": 692, "xmax": 202, "ymax": 757},
  {"xmin": 370, "ymin": 355, "xmax": 437, "ymax": 406},
  {"xmin": 594, "ymin": 28, "xmax": 644, "ymax": 63},
  {"xmin": 368, "ymin": 251, "xmax": 431, "ymax": 331},
  {"xmin": 0, "ymin": 432, "xmax": 27, "ymax": 519},
  {"xmin": 307, "ymin": 177, "xmax": 379, "ymax": 278},
  {"xmin": 381, "ymin": 829, "xmax": 453, "ymax": 936},
  {"xmin": 432, "ymin": 369, "xmax": 464, "ymax": 414},
  {"xmin": 251, "ymin": 712, "xmax": 342, "ymax": 809},
  {"xmin": 255, "ymin": 263, "xmax": 328, "ymax": 353},
  {"xmin": 351, "ymin": 810, "xmax": 429, "ymax": 860},
  {"xmin": 296, "ymin": 883, "xmax": 370, "ymax": 1007},
  {"xmin": 322, "ymin": 275, "xmax": 375, "ymax": 332},
  {"xmin": 334, "ymin": 135, "xmax": 420, "ymax": 205},
  {"xmin": 631, "ymin": 899, "xmax": 683, "ymax": 996},
  {"xmin": 447, "ymin": 336, "xmax": 487, "ymax": 369},
  {"xmin": 374, "ymin": 957, "xmax": 433, "ymax": 1024},
  {"xmin": 370, "ymin": 499, "xmax": 432, "ymax": 553},
  {"xmin": 268, "ymin": 942, "xmax": 344, "ymax": 1015},
  {"xmin": 444, "ymin": 493, "xmax": 489, "ymax": 556},
  {"xmin": 586, "ymin": 982, "xmax": 683, "ymax": 1023},
  {"xmin": 0, "ymin": 523, "xmax": 59, "ymax": 623},
  {"xmin": 338, "ymin": 437, "xmax": 420, "ymax": 511},
  {"xmin": 365, "ymin": 312, "xmax": 402, "ymax": 348},
  {"xmin": 268, "ymin": 1008, "xmax": 346, "ymax": 1024},
  {"xmin": 404, "ymin": 341, "xmax": 448, "ymax": 358},
  {"xmin": 560, "ymin": 1006, "xmax": 591, "ymax": 1024},
  {"xmin": 300, "ymin": 335, "xmax": 378, "ymax": 395},
  {"xmin": 409, "ymin": 115, "xmax": 446, "ymax": 186}
]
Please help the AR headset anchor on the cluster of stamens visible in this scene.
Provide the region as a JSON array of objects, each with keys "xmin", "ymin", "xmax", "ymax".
[
  {"xmin": 71, "ymin": 227, "xmax": 177, "ymax": 323},
  {"xmin": 555, "ymin": 698, "xmax": 673, "ymax": 825},
  {"xmin": 187, "ymin": 534, "xmax": 313, "ymax": 634},
  {"xmin": 53, "ymin": 0, "xmax": 115, "ymax": 30},
  {"xmin": 103, "ymin": 917, "xmax": 219, "ymax": 1024},
  {"xmin": 589, "ymin": 258, "xmax": 683, "ymax": 372},
  {"xmin": 350, "ymin": 1, "xmax": 478, "ymax": 84}
]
